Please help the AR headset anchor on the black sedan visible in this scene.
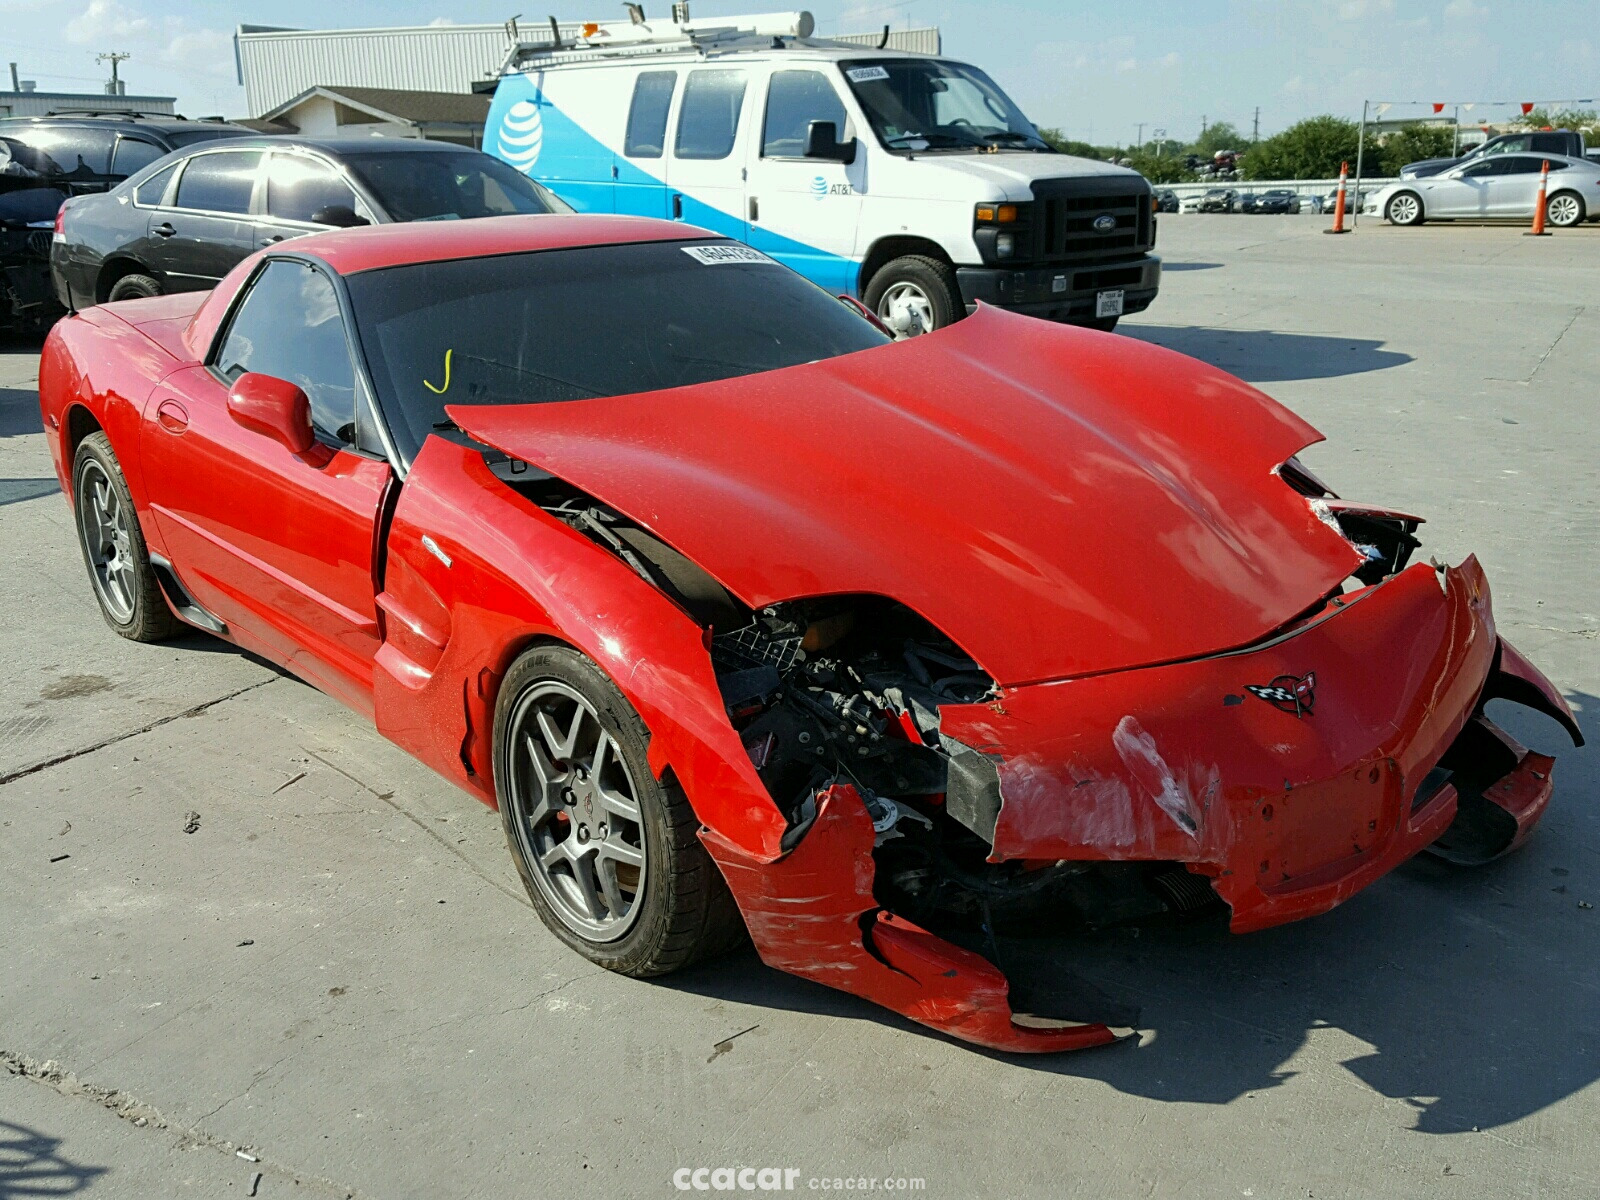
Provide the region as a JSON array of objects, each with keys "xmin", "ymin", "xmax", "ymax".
[
  {"xmin": 1250, "ymin": 189, "xmax": 1303, "ymax": 214},
  {"xmin": 52, "ymin": 137, "xmax": 570, "ymax": 309},
  {"xmin": 1153, "ymin": 188, "xmax": 1180, "ymax": 213}
]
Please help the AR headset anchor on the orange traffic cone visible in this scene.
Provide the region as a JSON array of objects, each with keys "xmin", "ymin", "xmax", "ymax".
[
  {"xmin": 1325, "ymin": 161, "xmax": 1350, "ymax": 234},
  {"xmin": 1525, "ymin": 159, "xmax": 1552, "ymax": 236}
]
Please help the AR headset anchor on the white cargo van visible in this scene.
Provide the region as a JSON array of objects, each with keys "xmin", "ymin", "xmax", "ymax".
[{"xmin": 481, "ymin": 9, "xmax": 1161, "ymax": 334}]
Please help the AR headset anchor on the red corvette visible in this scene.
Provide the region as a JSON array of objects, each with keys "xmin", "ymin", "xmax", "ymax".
[{"xmin": 41, "ymin": 215, "xmax": 1581, "ymax": 1053}]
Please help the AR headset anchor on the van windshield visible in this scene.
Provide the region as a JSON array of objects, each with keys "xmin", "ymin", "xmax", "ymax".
[
  {"xmin": 347, "ymin": 239, "xmax": 891, "ymax": 461},
  {"xmin": 839, "ymin": 58, "xmax": 1050, "ymax": 153}
]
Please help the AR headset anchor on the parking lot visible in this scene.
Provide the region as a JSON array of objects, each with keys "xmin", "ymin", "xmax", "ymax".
[{"xmin": 2, "ymin": 214, "xmax": 1596, "ymax": 1199}]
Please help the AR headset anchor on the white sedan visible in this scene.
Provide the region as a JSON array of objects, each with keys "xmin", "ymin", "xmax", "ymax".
[{"xmin": 1368, "ymin": 152, "xmax": 1600, "ymax": 227}]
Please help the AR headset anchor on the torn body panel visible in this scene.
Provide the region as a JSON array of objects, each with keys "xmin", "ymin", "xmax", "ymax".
[{"xmin": 702, "ymin": 785, "xmax": 1123, "ymax": 1054}]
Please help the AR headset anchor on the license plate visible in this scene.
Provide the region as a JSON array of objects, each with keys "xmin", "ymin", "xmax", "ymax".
[{"xmin": 1096, "ymin": 289, "xmax": 1125, "ymax": 318}]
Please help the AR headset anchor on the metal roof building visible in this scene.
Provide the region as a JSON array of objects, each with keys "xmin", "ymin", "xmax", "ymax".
[
  {"xmin": 0, "ymin": 90, "xmax": 176, "ymax": 120},
  {"xmin": 234, "ymin": 20, "xmax": 941, "ymax": 118}
]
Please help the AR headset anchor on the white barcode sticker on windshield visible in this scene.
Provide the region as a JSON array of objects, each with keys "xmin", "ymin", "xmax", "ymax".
[
  {"xmin": 846, "ymin": 66, "xmax": 890, "ymax": 83},
  {"xmin": 681, "ymin": 245, "xmax": 775, "ymax": 267}
]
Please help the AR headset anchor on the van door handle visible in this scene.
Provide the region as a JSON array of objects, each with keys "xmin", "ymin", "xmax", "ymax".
[
  {"xmin": 748, "ymin": 196, "xmax": 759, "ymax": 222},
  {"xmin": 672, "ymin": 193, "xmax": 683, "ymax": 220},
  {"xmin": 152, "ymin": 222, "xmax": 176, "ymax": 238}
]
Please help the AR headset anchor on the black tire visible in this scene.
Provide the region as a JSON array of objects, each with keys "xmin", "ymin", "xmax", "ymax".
[
  {"xmin": 495, "ymin": 644, "xmax": 745, "ymax": 977},
  {"xmin": 862, "ymin": 254, "xmax": 964, "ymax": 337},
  {"xmin": 71, "ymin": 432, "xmax": 180, "ymax": 642},
  {"xmin": 107, "ymin": 273, "xmax": 163, "ymax": 303},
  {"xmin": 1385, "ymin": 191, "xmax": 1425, "ymax": 226},
  {"xmin": 1545, "ymin": 190, "xmax": 1586, "ymax": 229}
]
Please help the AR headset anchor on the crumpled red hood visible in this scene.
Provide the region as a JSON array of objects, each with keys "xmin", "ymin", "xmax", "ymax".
[{"xmin": 449, "ymin": 306, "xmax": 1362, "ymax": 685}]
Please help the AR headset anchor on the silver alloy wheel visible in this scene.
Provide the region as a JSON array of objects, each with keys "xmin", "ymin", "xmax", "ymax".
[
  {"xmin": 1387, "ymin": 193, "xmax": 1421, "ymax": 225},
  {"xmin": 76, "ymin": 459, "xmax": 136, "ymax": 623},
  {"xmin": 506, "ymin": 680, "xmax": 647, "ymax": 942},
  {"xmin": 877, "ymin": 280, "xmax": 935, "ymax": 338},
  {"xmin": 1546, "ymin": 193, "xmax": 1582, "ymax": 227}
]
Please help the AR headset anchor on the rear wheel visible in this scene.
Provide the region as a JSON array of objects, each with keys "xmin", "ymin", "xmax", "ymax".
[
  {"xmin": 496, "ymin": 645, "xmax": 745, "ymax": 976},
  {"xmin": 107, "ymin": 273, "xmax": 162, "ymax": 303},
  {"xmin": 72, "ymin": 432, "xmax": 179, "ymax": 641},
  {"xmin": 1546, "ymin": 191, "xmax": 1585, "ymax": 228},
  {"xmin": 1385, "ymin": 192, "xmax": 1425, "ymax": 226},
  {"xmin": 863, "ymin": 255, "xmax": 963, "ymax": 338}
]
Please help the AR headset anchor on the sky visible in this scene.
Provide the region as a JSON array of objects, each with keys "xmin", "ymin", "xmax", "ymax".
[{"xmin": 2, "ymin": 0, "xmax": 1595, "ymax": 142}]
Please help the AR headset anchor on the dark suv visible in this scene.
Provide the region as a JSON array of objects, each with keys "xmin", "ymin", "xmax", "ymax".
[
  {"xmin": 1401, "ymin": 129, "xmax": 1588, "ymax": 179},
  {"xmin": 0, "ymin": 113, "xmax": 256, "ymax": 332},
  {"xmin": 53, "ymin": 137, "xmax": 571, "ymax": 309}
]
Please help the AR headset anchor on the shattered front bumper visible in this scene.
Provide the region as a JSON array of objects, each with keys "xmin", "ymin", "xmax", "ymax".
[{"xmin": 703, "ymin": 558, "xmax": 1581, "ymax": 1052}]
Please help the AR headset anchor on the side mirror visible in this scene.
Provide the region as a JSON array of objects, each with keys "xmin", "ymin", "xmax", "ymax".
[
  {"xmin": 311, "ymin": 204, "xmax": 369, "ymax": 228},
  {"xmin": 804, "ymin": 121, "xmax": 856, "ymax": 164},
  {"xmin": 227, "ymin": 372, "xmax": 317, "ymax": 456}
]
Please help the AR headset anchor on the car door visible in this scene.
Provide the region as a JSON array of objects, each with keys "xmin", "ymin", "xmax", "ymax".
[
  {"xmin": 615, "ymin": 69, "xmax": 679, "ymax": 217},
  {"xmin": 665, "ymin": 66, "xmax": 751, "ymax": 239},
  {"xmin": 141, "ymin": 257, "xmax": 393, "ymax": 712},
  {"xmin": 744, "ymin": 66, "xmax": 863, "ymax": 294},
  {"xmin": 144, "ymin": 148, "xmax": 263, "ymax": 291},
  {"xmin": 1431, "ymin": 160, "xmax": 1499, "ymax": 217},
  {"xmin": 255, "ymin": 149, "xmax": 373, "ymax": 250},
  {"xmin": 1486, "ymin": 155, "xmax": 1544, "ymax": 216}
]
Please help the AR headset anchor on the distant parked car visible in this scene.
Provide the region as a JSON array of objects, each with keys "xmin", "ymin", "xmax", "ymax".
[
  {"xmin": 1236, "ymin": 191, "xmax": 1259, "ymax": 212},
  {"xmin": 1400, "ymin": 129, "xmax": 1587, "ymax": 179},
  {"xmin": 1251, "ymin": 189, "xmax": 1303, "ymax": 214},
  {"xmin": 1197, "ymin": 188, "xmax": 1239, "ymax": 213},
  {"xmin": 1321, "ymin": 187, "xmax": 1369, "ymax": 215},
  {"xmin": 1370, "ymin": 152, "xmax": 1600, "ymax": 226},
  {"xmin": 1, "ymin": 113, "xmax": 258, "ymax": 332},
  {"xmin": 1179, "ymin": 193, "xmax": 1203, "ymax": 213},
  {"xmin": 52, "ymin": 137, "xmax": 571, "ymax": 309},
  {"xmin": 1153, "ymin": 188, "xmax": 1179, "ymax": 213}
]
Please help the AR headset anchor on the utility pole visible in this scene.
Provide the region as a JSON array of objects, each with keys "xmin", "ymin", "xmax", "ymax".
[
  {"xmin": 96, "ymin": 51, "xmax": 130, "ymax": 97},
  {"xmin": 1201, "ymin": 114, "xmax": 1207, "ymax": 139},
  {"xmin": 1252, "ymin": 106, "xmax": 1260, "ymax": 143},
  {"xmin": 1135, "ymin": 122, "xmax": 1145, "ymax": 151}
]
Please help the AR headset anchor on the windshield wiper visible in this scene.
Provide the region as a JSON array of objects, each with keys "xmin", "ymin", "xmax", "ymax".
[
  {"xmin": 981, "ymin": 131, "xmax": 1051, "ymax": 151},
  {"xmin": 885, "ymin": 132, "xmax": 984, "ymax": 150}
]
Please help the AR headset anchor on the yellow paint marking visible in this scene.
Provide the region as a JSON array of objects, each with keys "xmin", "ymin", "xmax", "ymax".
[{"xmin": 423, "ymin": 348, "xmax": 453, "ymax": 395}]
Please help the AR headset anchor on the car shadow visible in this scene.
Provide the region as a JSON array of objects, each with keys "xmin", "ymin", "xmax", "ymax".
[
  {"xmin": 1160, "ymin": 261, "xmax": 1224, "ymax": 272},
  {"xmin": 0, "ymin": 477, "xmax": 59, "ymax": 505},
  {"xmin": 0, "ymin": 385, "xmax": 42, "ymax": 439},
  {"xmin": 1122, "ymin": 326, "xmax": 1413, "ymax": 382},
  {"xmin": 0, "ymin": 1118, "xmax": 107, "ymax": 1197},
  {"xmin": 669, "ymin": 690, "xmax": 1596, "ymax": 1134}
]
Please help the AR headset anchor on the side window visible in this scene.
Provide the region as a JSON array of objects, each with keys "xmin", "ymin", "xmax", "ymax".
[
  {"xmin": 175, "ymin": 151, "xmax": 262, "ymax": 215},
  {"xmin": 675, "ymin": 70, "xmax": 748, "ymax": 161},
  {"xmin": 624, "ymin": 72, "xmax": 677, "ymax": 158},
  {"xmin": 1461, "ymin": 159, "xmax": 1502, "ymax": 177},
  {"xmin": 1499, "ymin": 156, "xmax": 1543, "ymax": 175},
  {"xmin": 133, "ymin": 163, "xmax": 178, "ymax": 206},
  {"xmin": 215, "ymin": 260, "xmax": 358, "ymax": 443},
  {"xmin": 762, "ymin": 71, "xmax": 848, "ymax": 158},
  {"xmin": 266, "ymin": 153, "xmax": 357, "ymax": 224},
  {"xmin": 111, "ymin": 137, "xmax": 165, "ymax": 178}
]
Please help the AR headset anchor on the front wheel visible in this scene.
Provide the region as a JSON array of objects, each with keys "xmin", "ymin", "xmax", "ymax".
[
  {"xmin": 495, "ymin": 645, "xmax": 745, "ymax": 977},
  {"xmin": 1385, "ymin": 191, "xmax": 1425, "ymax": 226},
  {"xmin": 1545, "ymin": 191, "xmax": 1585, "ymax": 228},
  {"xmin": 863, "ymin": 255, "xmax": 963, "ymax": 338}
]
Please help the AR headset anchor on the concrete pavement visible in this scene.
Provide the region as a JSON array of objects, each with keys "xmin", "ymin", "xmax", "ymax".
[{"xmin": 1, "ymin": 214, "xmax": 1595, "ymax": 1199}]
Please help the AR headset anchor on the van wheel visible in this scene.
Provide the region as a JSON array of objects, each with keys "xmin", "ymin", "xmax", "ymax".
[
  {"xmin": 107, "ymin": 273, "xmax": 163, "ymax": 303},
  {"xmin": 864, "ymin": 256, "xmax": 963, "ymax": 338}
]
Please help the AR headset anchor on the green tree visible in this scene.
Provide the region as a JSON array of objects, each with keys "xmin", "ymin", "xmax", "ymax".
[
  {"xmin": 1374, "ymin": 124, "xmax": 1457, "ymax": 175},
  {"xmin": 1242, "ymin": 115, "xmax": 1360, "ymax": 180},
  {"xmin": 1517, "ymin": 107, "xmax": 1597, "ymax": 131},
  {"xmin": 1190, "ymin": 120, "xmax": 1245, "ymax": 158},
  {"xmin": 1127, "ymin": 152, "xmax": 1191, "ymax": 184},
  {"xmin": 1035, "ymin": 127, "xmax": 1104, "ymax": 159}
]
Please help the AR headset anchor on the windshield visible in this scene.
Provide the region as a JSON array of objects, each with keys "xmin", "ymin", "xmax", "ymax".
[
  {"xmin": 840, "ymin": 58, "xmax": 1048, "ymax": 153},
  {"xmin": 342, "ymin": 150, "xmax": 572, "ymax": 223},
  {"xmin": 348, "ymin": 239, "xmax": 891, "ymax": 460}
]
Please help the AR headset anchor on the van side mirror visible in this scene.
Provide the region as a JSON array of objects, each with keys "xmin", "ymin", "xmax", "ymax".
[
  {"xmin": 804, "ymin": 121, "xmax": 856, "ymax": 164},
  {"xmin": 311, "ymin": 204, "xmax": 369, "ymax": 228},
  {"xmin": 227, "ymin": 372, "xmax": 318, "ymax": 456}
]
